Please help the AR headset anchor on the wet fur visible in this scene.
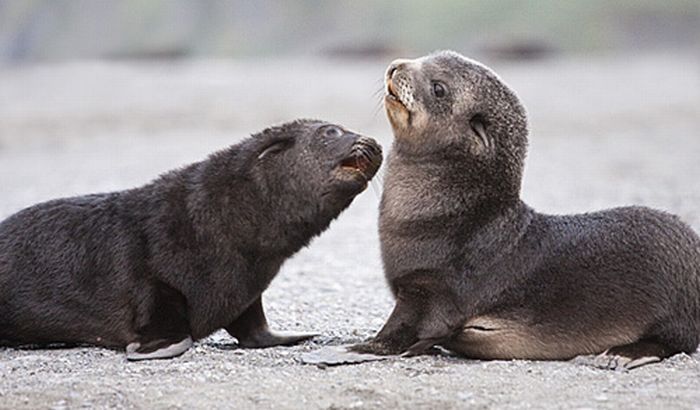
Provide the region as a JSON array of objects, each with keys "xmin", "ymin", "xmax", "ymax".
[
  {"xmin": 0, "ymin": 119, "xmax": 382, "ymax": 357},
  {"xmin": 357, "ymin": 51, "xmax": 700, "ymax": 366}
]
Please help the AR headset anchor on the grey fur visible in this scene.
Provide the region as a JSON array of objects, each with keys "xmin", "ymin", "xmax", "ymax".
[
  {"xmin": 0, "ymin": 119, "xmax": 382, "ymax": 360},
  {"xmin": 350, "ymin": 50, "xmax": 700, "ymax": 369}
]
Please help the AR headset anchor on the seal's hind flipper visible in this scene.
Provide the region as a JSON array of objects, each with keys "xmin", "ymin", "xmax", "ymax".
[
  {"xmin": 225, "ymin": 296, "xmax": 317, "ymax": 348},
  {"xmin": 574, "ymin": 340, "xmax": 669, "ymax": 371},
  {"xmin": 575, "ymin": 351, "xmax": 661, "ymax": 371},
  {"xmin": 300, "ymin": 345, "xmax": 391, "ymax": 366},
  {"xmin": 236, "ymin": 329, "xmax": 318, "ymax": 348},
  {"xmin": 126, "ymin": 335, "xmax": 193, "ymax": 361},
  {"xmin": 127, "ymin": 280, "xmax": 192, "ymax": 361}
]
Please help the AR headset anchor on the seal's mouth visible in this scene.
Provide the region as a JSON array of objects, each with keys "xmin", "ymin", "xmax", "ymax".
[
  {"xmin": 336, "ymin": 138, "xmax": 382, "ymax": 182},
  {"xmin": 384, "ymin": 77, "xmax": 412, "ymax": 132},
  {"xmin": 385, "ymin": 79, "xmax": 405, "ymax": 108}
]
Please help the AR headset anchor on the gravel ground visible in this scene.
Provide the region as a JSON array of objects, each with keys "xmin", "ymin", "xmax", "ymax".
[{"xmin": 0, "ymin": 52, "xmax": 699, "ymax": 409}]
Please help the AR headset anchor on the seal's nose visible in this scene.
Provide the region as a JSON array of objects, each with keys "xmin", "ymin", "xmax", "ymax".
[
  {"xmin": 386, "ymin": 58, "xmax": 412, "ymax": 81},
  {"xmin": 387, "ymin": 64, "xmax": 399, "ymax": 80}
]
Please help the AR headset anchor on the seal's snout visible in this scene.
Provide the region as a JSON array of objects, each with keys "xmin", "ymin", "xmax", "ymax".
[
  {"xmin": 338, "ymin": 136, "xmax": 383, "ymax": 182},
  {"xmin": 384, "ymin": 59, "xmax": 415, "ymax": 131},
  {"xmin": 385, "ymin": 60, "xmax": 408, "ymax": 106}
]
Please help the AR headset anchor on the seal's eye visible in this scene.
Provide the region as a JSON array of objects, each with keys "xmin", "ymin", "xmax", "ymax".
[
  {"xmin": 432, "ymin": 81, "xmax": 447, "ymax": 98},
  {"xmin": 324, "ymin": 126, "xmax": 343, "ymax": 138}
]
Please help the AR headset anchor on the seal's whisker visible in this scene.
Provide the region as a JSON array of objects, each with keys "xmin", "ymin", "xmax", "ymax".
[
  {"xmin": 373, "ymin": 76, "xmax": 385, "ymax": 89},
  {"xmin": 372, "ymin": 100, "xmax": 384, "ymax": 119},
  {"xmin": 371, "ymin": 173, "xmax": 384, "ymax": 189},
  {"xmin": 370, "ymin": 178, "xmax": 383, "ymax": 199},
  {"xmin": 358, "ymin": 149, "xmax": 373, "ymax": 164},
  {"xmin": 371, "ymin": 83, "xmax": 386, "ymax": 119},
  {"xmin": 375, "ymin": 168, "xmax": 386, "ymax": 185}
]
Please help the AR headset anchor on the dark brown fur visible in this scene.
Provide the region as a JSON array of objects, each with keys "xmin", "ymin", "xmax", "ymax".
[{"xmin": 0, "ymin": 119, "xmax": 382, "ymax": 360}]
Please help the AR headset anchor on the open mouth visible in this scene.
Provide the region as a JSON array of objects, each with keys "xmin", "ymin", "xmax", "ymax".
[
  {"xmin": 340, "ymin": 156, "xmax": 373, "ymax": 174},
  {"xmin": 384, "ymin": 78, "xmax": 411, "ymax": 127},
  {"xmin": 385, "ymin": 80, "xmax": 403, "ymax": 105},
  {"xmin": 337, "ymin": 139, "xmax": 382, "ymax": 181}
]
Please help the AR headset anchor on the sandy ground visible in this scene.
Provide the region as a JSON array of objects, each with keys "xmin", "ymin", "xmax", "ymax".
[{"xmin": 0, "ymin": 52, "xmax": 699, "ymax": 409}]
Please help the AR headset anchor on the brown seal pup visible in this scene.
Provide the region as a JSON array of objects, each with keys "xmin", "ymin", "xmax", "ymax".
[
  {"xmin": 0, "ymin": 119, "xmax": 382, "ymax": 361},
  {"xmin": 305, "ymin": 51, "xmax": 700, "ymax": 370}
]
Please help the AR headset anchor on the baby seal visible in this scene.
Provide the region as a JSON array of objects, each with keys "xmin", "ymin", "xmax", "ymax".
[
  {"xmin": 306, "ymin": 51, "xmax": 700, "ymax": 370},
  {"xmin": 0, "ymin": 119, "xmax": 382, "ymax": 361}
]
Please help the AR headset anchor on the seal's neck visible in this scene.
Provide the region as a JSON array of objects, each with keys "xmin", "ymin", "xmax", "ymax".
[
  {"xmin": 380, "ymin": 148, "xmax": 532, "ymax": 271},
  {"xmin": 381, "ymin": 148, "xmax": 522, "ymax": 218}
]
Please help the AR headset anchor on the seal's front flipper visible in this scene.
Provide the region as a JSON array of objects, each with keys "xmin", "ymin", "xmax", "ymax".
[
  {"xmin": 225, "ymin": 297, "xmax": 317, "ymax": 348},
  {"xmin": 574, "ymin": 340, "xmax": 669, "ymax": 371},
  {"xmin": 348, "ymin": 288, "xmax": 459, "ymax": 357},
  {"xmin": 300, "ymin": 289, "xmax": 458, "ymax": 366},
  {"xmin": 126, "ymin": 336, "xmax": 193, "ymax": 361},
  {"xmin": 301, "ymin": 345, "xmax": 391, "ymax": 366}
]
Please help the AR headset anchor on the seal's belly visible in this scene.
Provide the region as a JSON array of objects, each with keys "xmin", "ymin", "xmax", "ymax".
[{"xmin": 444, "ymin": 316, "xmax": 641, "ymax": 360}]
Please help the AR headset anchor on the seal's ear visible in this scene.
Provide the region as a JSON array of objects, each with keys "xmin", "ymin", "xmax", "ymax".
[
  {"xmin": 258, "ymin": 138, "xmax": 294, "ymax": 160},
  {"xmin": 469, "ymin": 115, "xmax": 491, "ymax": 152}
]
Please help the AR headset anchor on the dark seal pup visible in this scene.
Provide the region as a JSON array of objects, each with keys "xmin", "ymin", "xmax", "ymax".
[
  {"xmin": 304, "ymin": 51, "xmax": 700, "ymax": 370},
  {"xmin": 0, "ymin": 119, "xmax": 382, "ymax": 361}
]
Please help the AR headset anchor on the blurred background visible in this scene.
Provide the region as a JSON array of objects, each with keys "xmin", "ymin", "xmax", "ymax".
[
  {"xmin": 0, "ymin": 0, "xmax": 699, "ymax": 220},
  {"xmin": 1, "ymin": 0, "xmax": 698, "ymax": 61}
]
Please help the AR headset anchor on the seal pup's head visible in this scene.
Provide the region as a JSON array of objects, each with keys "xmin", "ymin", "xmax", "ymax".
[
  {"xmin": 384, "ymin": 51, "xmax": 528, "ymax": 199},
  {"xmin": 250, "ymin": 119, "xmax": 382, "ymax": 210},
  {"xmin": 197, "ymin": 119, "xmax": 382, "ymax": 253}
]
